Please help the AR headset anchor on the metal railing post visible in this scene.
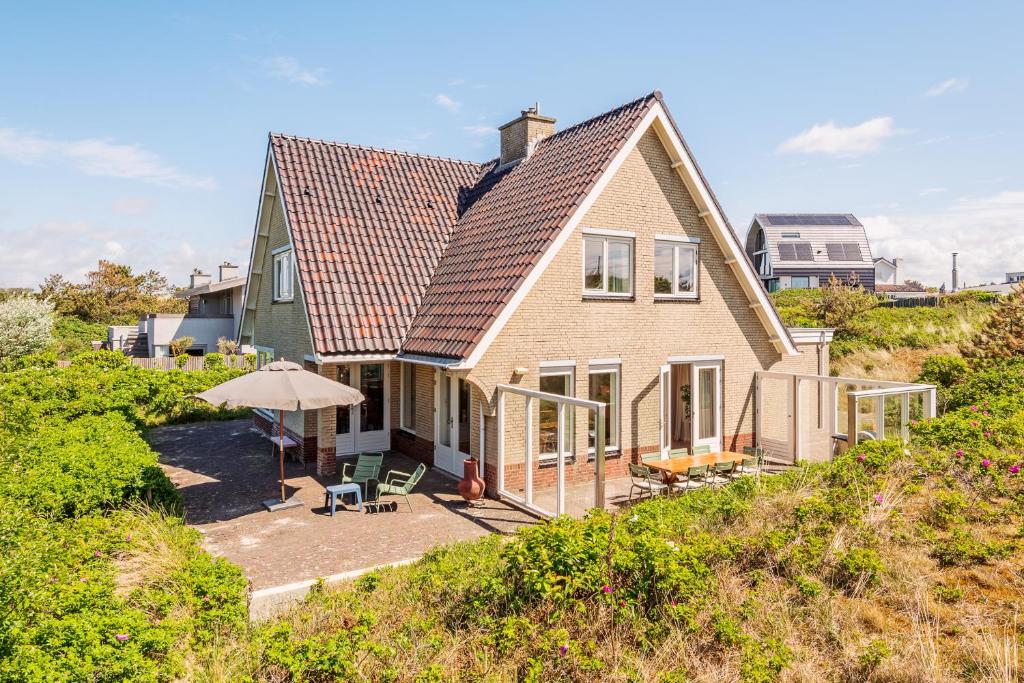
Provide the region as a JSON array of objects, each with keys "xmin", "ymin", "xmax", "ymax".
[
  {"xmin": 595, "ymin": 404, "xmax": 605, "ymax": 510},
  {"xmin": 524, "ymin": 396, "xmax": 533, "ymax": 506},
  {"xmin": 555, "ymin": 403, "xmax": 565, "ymax": 516}
]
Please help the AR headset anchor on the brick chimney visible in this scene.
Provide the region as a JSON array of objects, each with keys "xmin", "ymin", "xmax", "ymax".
[
  {"xmin": 498, "ymin": 103, "xmax": 556, "ymax": 166},
  {"xmin": 190, "ymin": 268, "xmax": 212, "ymax": 289},
  {"xmin": 218, "ymin": 261, "xmax": 240, "ymax": 282}
]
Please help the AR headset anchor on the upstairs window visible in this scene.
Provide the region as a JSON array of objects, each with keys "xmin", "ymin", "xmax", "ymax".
[
  {"xmin": 654, "ymin": 239, "xmax": 699, "ymax": 299},
  {"xmin": 825, "ymin": 242, "xmax": 863, "ymax": 261},
  {"xmin": 777, "ymin": 241, "xmax": 813, "ymax": 261},
  {"xmin": 272, "ymin": 249, "xmax": 293, "ymax": 301},
  {"xmin": 583, "ymin": 232, "xmax": 633, "ymax": 296}
]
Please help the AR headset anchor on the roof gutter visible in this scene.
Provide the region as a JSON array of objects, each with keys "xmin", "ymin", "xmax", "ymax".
[{"xmin": 395, "ymin": 352, "xmax": 471, "ymax": 370}]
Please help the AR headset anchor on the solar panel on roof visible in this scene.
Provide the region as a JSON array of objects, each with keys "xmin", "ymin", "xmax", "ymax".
[
  {"xmin": 778, "ymin": 241, "xmax": 813, "ymax": 261},
  {"xmin": 765, "ymin": 214, "xmax": 853, "ymax": 226},
  {"xmin": 826, "ymin": 242, "xmax": 862, "ymax": 261}
]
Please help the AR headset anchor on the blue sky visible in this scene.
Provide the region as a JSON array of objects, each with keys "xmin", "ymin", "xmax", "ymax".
[{"xmin": 1, "ymin": 1, "xmax": 1021, "ymax": 289}]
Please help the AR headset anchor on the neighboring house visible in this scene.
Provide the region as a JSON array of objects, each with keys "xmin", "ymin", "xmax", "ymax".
[
  {"xmin": 961, "ymin": 272, "xmax": 1024, "ymax": 295},
  {"xmin": 873, "ymin": 257, "xmax": 903, "ymax": 287},
  {"xmin": 109, "ymin": 262, "xmax": 246, "ymax": 357},
  {"xmin": 745, "ymin": 214, "xmax": 875, "ymax": 292},
  {"xmin": 239, "ymin": 92, "xmax": 833, "ymax": 498}
]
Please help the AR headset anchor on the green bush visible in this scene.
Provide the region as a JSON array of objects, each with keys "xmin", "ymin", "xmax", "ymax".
[
  {"xmin": 203, "ymin": 352, "xmax": 225, "ymax": 370},
  {"xmin": 930, "ymin": 529, "xmax": 1012, "ymax": 567},
  {"xmin": 918, "ymin": 354, "xmax": 969, "ymax": 387}
]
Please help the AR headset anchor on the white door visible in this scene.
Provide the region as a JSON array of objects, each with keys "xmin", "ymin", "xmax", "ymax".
[
  {"xmin": 335, "ymin": 365, "xmax": 355, "ymax": 455},
  {"xmin": 435, "ymin": 370, "xmax": 456, "ymax": 475},
  {"xmin": 691, "ymin": 362, "xmax": 723, "ymax": 452},
  {"xmin": 658, "ymin": 364, "xmax": 671, "ymax": 458},
  {"xmin": 335, "ymin": 363, "xmax": 390, "ymax": 455}
]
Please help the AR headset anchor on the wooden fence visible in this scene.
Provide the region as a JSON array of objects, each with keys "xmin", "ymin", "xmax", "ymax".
[{"xmin": 57, "ymin": 355, "xmax": 252, "ymax": 371}]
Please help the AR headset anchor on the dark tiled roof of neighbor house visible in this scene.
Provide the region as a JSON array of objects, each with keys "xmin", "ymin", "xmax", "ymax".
[
  {"xmin": 401, "ymin": 92, "xmax": 660, "ymax": 359},
  {"xmin": 270, "ymin": 135, "xmax": 486, "ymax": 355}
]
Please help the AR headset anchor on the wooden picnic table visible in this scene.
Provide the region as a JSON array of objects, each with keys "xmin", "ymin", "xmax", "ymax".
[{"xmin": 644, "ymin": 451, "xmax": 748, "ymax": 484}]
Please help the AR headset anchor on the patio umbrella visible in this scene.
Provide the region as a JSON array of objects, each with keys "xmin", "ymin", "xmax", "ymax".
[{"xmin": 195, "ymin": 359, "xmax": 363, "ymax": 508}]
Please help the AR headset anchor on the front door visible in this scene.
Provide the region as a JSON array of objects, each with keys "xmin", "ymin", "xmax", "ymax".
[
  {"xmin": 335, "ymin": 362, "xmax": 390, "ymax": 455},
  {"xmin": 691, "ymin": 361, "xmax": 723, "ymax": 452},
  {"xmin": 434, "ymin": 370, "xmax": 471, "ymax": 476}
]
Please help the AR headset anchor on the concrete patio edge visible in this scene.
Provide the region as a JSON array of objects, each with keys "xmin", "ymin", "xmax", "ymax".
[{"xmin": 249, "ymin": 556, "xmax": 422, "ymax": 621}]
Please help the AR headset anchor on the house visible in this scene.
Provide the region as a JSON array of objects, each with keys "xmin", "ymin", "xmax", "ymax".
[
  {"xmin": 961, "ymin": 271, "xmax": 1024, "ymax": 295},
  {"xmin": 744, "ymin": 214, "xmax": 875, "ymax": 292},
  {"xmin": 238, "ymin": 92, "xmax": 844, "ymax": 505},
  {"xmin": 873, "ymin": 257, "xmax": 903, "ymax": 287},
  {"xmin": 109, "ymin": 262, "xmax": 247, "ymax": 357}
]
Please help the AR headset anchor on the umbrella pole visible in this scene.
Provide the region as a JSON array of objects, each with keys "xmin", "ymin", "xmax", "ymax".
[{"xmin": 278, "ymin": 409, "xmax": 286, "ymax": 503}]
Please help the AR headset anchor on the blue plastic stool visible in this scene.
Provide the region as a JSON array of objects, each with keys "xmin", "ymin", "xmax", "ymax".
[{"xmin": 324, "ymin": 482, "xmax": 363, "ymax": 515}]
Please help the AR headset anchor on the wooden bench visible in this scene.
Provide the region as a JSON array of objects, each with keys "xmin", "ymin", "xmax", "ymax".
[{"xmin": 253, "ymin": 428, "xmax": 303, "ymax": 468}]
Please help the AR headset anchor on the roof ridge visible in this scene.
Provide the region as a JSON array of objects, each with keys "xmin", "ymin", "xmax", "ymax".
[
  {"xmin": 269, "ymin": 132, "xmax": 482, "ymax": 167},
  {"xmin": 542, "ymin": 91, "xmax": 660, "ymax": 142}
]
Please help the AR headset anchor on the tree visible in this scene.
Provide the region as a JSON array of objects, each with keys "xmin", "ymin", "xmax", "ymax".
[
  {"xmin": 813, "ymin": 273, "xmax": 878, "ymax": 332},
  {"xmin": 961, "ymin": 282, "xmax": 1024, "ymax": 362},
  {"xmin": 40, "ymin": 260, "xmax": 186, "ymax": 324},
  {"xmin": 0, "ymin": 296, "xmax": 55, "ymax": 360}
]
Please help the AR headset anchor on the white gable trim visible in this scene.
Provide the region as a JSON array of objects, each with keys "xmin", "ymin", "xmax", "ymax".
[
  {"xmin": 648, "ymin": 106, "xmax": 797, "ymax": 355},
  {"xmin": 238, "ymin": 149, "xmax": 273, "ymax": 345},
  {"xmin": 269, "ymin": 148, "xmax": 320, "ymax": 363},
  {"xmin": 459, "ymin": 103, "xmax": 797, "ymax": 368}
]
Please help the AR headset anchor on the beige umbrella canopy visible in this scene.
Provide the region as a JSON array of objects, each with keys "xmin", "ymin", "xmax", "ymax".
[{"xmin": 195, "ymin": 360, "xmax": 364, "ymax": 507}]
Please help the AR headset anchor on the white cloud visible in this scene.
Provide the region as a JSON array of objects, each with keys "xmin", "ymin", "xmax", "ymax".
[
  {"xmin": 434, "ymin": 93, "xmax": 461, "ymax": 113},
  {"xmin": 919, "ymin": 187, "xmax": 948, "ymax": 196},
  {"xmin": 112, "ymin": 197, "xmax": 156, "ymax": 216},
  {"xmin": 0, "ymin": 129, "xmax": 215, "ymax": 189},
  {"xmin": 0, "ymin": 220, "xmax": 248, "ymax": 290},
  {"xmin": 925, "ymin": 77, "xmax": 969, "ymax": 97},
  {"xmin": 463, "ymin": 124, "xmax": 497, "ymax": 137},
  {"xmin": 262, "ymin": 56, "xmax": 329, "ymax": 86},
  {"xmin": 777, "ymin": 117, "xmax": 900, "ymax": 157},
  {"xmin": 863, "ymin": 190, "xmax": 1024, "ymax": 287}
]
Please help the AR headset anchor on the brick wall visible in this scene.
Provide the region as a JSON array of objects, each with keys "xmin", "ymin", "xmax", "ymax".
[
  {"xmin": 252, "ymin": 411, "xmax": 317, "ymax": 464},
  {"xmin": 468, "ymin": 128, "xmax": 820, "ymax": 481}
]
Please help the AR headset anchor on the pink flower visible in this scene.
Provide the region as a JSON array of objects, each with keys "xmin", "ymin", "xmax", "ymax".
[
  {"xmin": 558, "ymin": 645, "xmax": 568, "ymax": 658},
  {"xmin": 981, "ymin": 459, "xmax": 991, "ymax": 469},
  {"xmin": 125, "ymin": 535, "xmax": 132, "ymax": 543},
  {"xmin": 1009, "ymin": 464, "xmax": 1020, "ymax": 475},
  {"xmin": 983, "ymin": 411, "xmax": 991, "ymax": 417},
  {"xmin": 670, "ymin": 599, "xmax": 678, "ymax": 607},
  {"xmin": 984, "ymin": 431, "xmax": 992, "ymax": 438},
  {"xmin": 602, "ymin": 585, "xmax": 612, "ymax": 594},
  {"xmin": 618, "ymin": 600, "xmax": 626, "ymax": 607},
  {"xmin": 971, "ymin": 421, "xmax": 979, "ymax": 428},
  {"xmin": 955, "ymin": 449, "xmax": 965, "ymax": 458},
  {"xmin": 115, "ymin": 633, "xmax": 129, "ymax": 642},
  {"xmin": 93, "ymin": 551, "xmax": 102, "ymax": 558},
  {"xmin": 857, "ymin": 454, "xmax": 867, "ymax": 462},
  {"xmin": 971, "ymin": 405, "xmax": 979, "ymax": 412},
  {"xmin": 873, "ymin": 494, "xmax": 884, "ymax": 505}
]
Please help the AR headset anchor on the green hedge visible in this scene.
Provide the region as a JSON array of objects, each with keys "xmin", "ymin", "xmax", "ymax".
[{"xmin": 0, "ymin": 351, "xmax": 250, "ymax": 679}]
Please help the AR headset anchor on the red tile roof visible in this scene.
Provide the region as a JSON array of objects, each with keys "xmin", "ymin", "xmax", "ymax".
[
  {"xmin": 270, "ymin": 135, "xmax": 485, "ymax": 355},
  {"xmin": 401, "ymin": 92, "xmax": 660, "ymax": 358}
]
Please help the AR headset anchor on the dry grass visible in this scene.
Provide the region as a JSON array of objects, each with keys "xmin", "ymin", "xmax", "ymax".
[{"xmin": 831, "ymin": 344, "xmax": 961, "ymax": 382}]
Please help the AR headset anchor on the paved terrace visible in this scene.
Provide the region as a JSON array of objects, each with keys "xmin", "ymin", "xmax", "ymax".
[{"xmin": 148, "ymin": 420, "xmax": 538, "ymax": 604}]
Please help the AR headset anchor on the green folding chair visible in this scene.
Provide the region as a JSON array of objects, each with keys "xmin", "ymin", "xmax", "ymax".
[
  {"xmin": 340, "ymin": 452, "xmax": 383, "ymax": 499},
  {"xmin": 692, "ymin": 445, "xmax": 712, "ymax": 455},
  {"xmin": 710, "ymin": 460, "xmax": 735, "ymax": 487},
  {"xmin": 670, "ymin": 464, "xmax": 708, "ymax": 494},
  {"xmin": 641, "ymin": 452, "xmax": 663, "ymax": 464},
  {"xmin": 669, "ymin": 447, "xmax": 689, "ymax": 458},
  {"xmin": 373, "ymin": 462, "xmax": 427, "ymax": 512},
  {"xmin": 628, "ymin": 463, "xmax": 667, "ymax": 500}
]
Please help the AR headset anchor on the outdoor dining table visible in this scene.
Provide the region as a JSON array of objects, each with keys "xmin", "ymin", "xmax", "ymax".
[{"xmin": 644, "ymin": 451, "xmax": 748, "ymax": 485}]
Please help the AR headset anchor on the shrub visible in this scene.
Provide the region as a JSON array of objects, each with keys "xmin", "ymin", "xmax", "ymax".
[
  {"xmin": 813, "ymin": 274, "xmax": 878, "ymax": 332},
  {"xmin": 835, "ymin": 547, "xmax": 884, "ymax": 590},
  {"xmin": 962, "ymin": 283, "xmax": 1024, "ymax": 361},
  {"xmin": 216, "ymin": 337, "xmax": 239, "ymax": 355},
  {"xmin": 917, "ymin": 354, "xmax": 969, "ymax": 388},
  {"xmin": 930, "ymin": 529, "xmax": 1011, "ymax": 567},
  {"xmin": 203, "ymin": 352, "xmax": 225, "ymax": 370},
  {"xmin": 169, "ymin": 336, "xmax": 195, "ymax": 357},
  {"xmin": 0, "ymin": 295, "xmax": 55, "ymax": 360}
]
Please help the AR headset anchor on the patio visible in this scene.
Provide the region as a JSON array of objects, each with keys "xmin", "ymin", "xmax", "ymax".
[{"xmin": 147, "ymin": 419, "xmax": 538, "ymax": 595}]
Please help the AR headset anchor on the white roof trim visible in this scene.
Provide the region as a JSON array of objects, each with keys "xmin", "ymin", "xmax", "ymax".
[
  {"xmin": 238, "ymin": 149, "xmax": 273, "ymax": 345},
  {"xmin": 655, "ymin": 233, "xmax": 701, "ymax": 244},
  {"xmin": 318, "ymin": 352, "xmax": 397, "ymax": 363},
  {"xmin": 269, "ymin": 147, "xmax": 320, "ymax": 363},
  {"xmin": 582, "ymin": 227, "xmax": 636, "ymax": 239},
  {"xmin": 459, "ymin": 102, "xmax": 799, "ymax": 367},
  {"xmin": 787, "ymin": 328, "xmax": 835, "ymax": 343},
  {"xmin": 395, "ymin": 353, "xmax": 465, "ymax": 368}
]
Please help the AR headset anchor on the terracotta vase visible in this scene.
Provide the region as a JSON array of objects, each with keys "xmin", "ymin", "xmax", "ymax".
[{"xmin": 458, "ymin": 458, "xmax": 485, "ymax": 502}]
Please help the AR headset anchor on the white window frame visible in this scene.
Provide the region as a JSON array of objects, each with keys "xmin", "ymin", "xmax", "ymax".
[
  {"xmin": 582, "ymin": 231, "xmax": 634, "ymax": 297},
  {"xmin": 654, "ymin": 237, "xmax": 699, "ymax": 300},
  {"xmin": 539, "ymin": 364, "xmax": 575, "ymax": 460},
  {"xmin": 272, "ymin": 248, "xmax": 294, "ymax": 302},
  {"xmin": 790, "ymin": 275, "xmax": 811, "ymax": 289},
  {"xmin": 588, "ymin": 362, "xmax": 620, "ymax": 455},
  {"xmin": 399, "ymin": 362, "xmax": 416, "ymax": 434}
]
